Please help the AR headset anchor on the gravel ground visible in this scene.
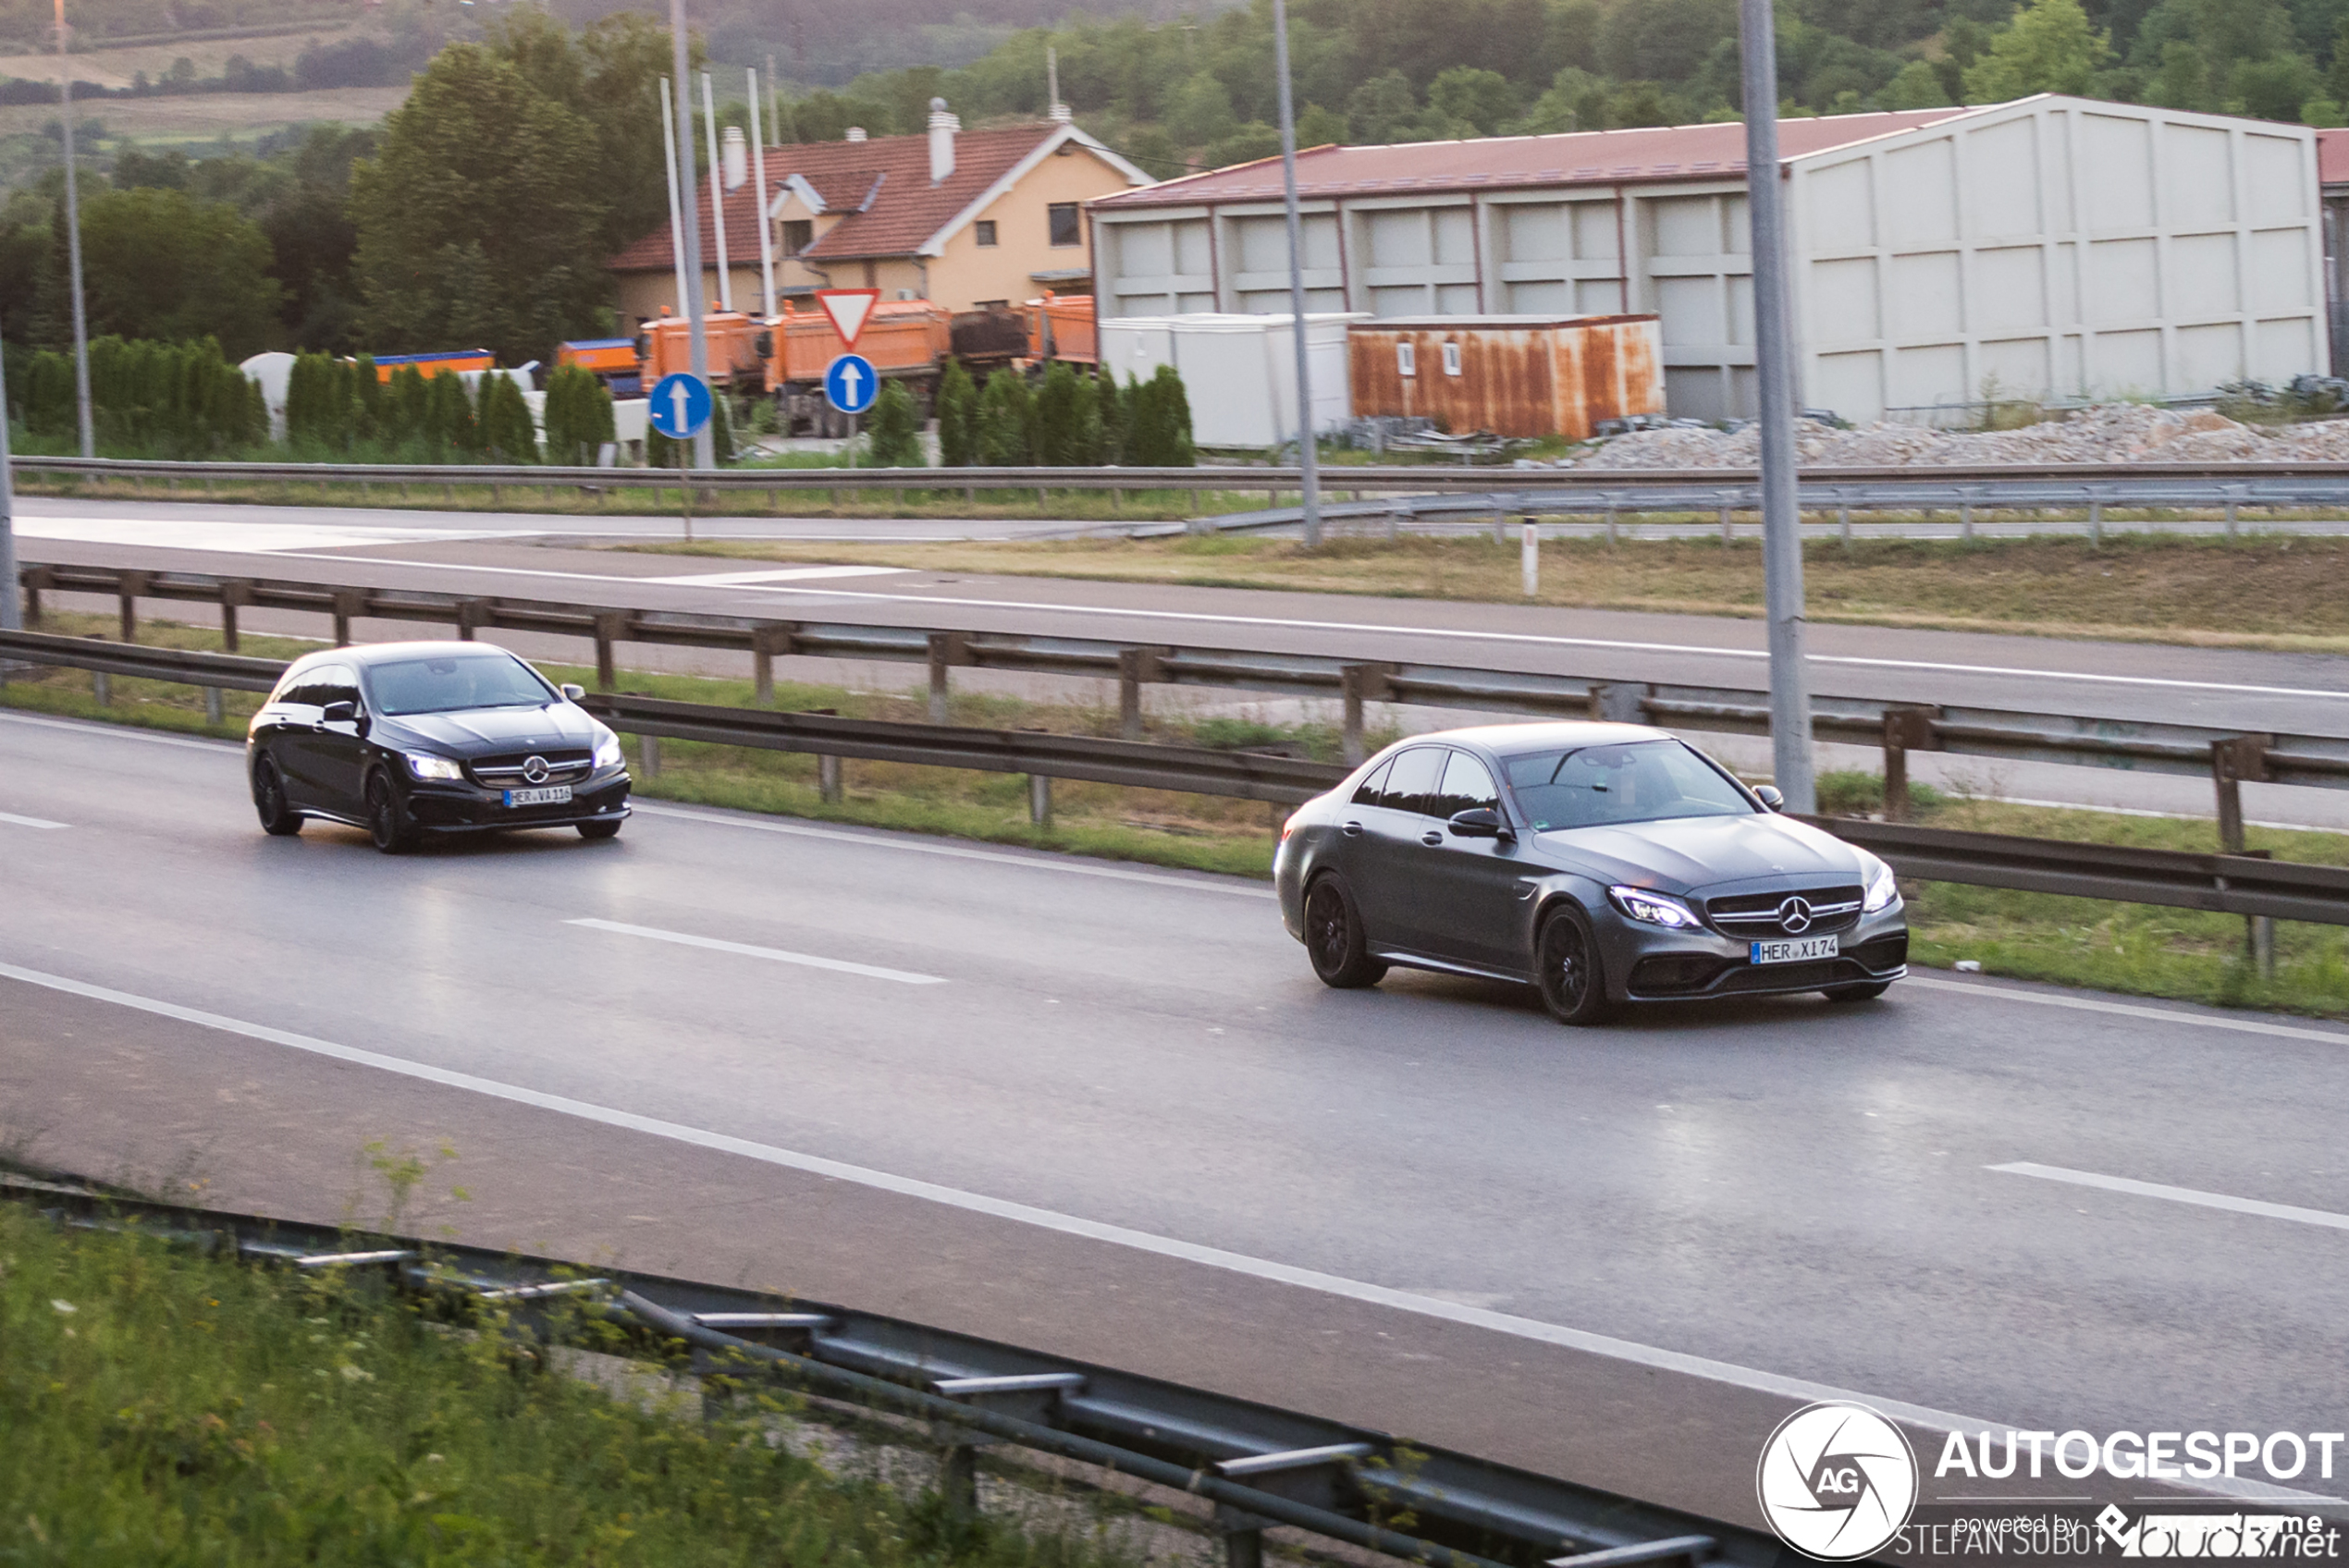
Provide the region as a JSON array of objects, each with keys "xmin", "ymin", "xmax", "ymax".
[{"xmin": 1574, "ymin": 402, "xmax": 2349, "ymax": 467}]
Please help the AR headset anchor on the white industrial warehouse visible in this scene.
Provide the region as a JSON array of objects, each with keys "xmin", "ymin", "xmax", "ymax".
[{"xmin": 1088, "ymin": 95, "xmax": 2328, "ymax": 423}]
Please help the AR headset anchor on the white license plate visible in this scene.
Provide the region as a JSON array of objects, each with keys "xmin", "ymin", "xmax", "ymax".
[
  {"xmin": 503, "ymin": 785, "xmax": 573, "ymax": 807},
  {"xmin": 1752, "ymin": 935, "xmax": 1839, "ymax": 964}
]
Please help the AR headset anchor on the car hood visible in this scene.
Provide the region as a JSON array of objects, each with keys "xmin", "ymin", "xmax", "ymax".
[
  {"xmin": 374, "ymin": 704, "xmax": 599, "ymax": 757},
  {"xmin": 1532, "ymin": 812, "xmax": 1865, "ymax": 893}
]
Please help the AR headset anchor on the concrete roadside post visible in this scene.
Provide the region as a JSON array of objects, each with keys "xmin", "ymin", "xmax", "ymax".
[
  {"xmin": 2212, "ymin": 735, "xmax": 2278, "ymax": 977},
  {"xmin": 1740, "ymin": 0, "xmax": 1818, "ymax": 813},
  {"xmin": 0, "ymin": 321, "xmax": 16, "ymax": 634},
  {"xmin": 1520, "ymin": 518, "xmax": 1539, "ymax": 597},
  {"xmin": 669, "ymin": 0, "xmax": 715, "ymax": 472}
]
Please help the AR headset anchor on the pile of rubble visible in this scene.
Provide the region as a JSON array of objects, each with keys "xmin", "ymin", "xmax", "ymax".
[{"xmin": 1572, "ymin": 403, "xmax": 2349, "ymax": 467}]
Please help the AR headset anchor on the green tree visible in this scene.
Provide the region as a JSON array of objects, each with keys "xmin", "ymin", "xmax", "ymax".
[
  {"xmin": 1096, "ymin": 371, "xmax": 1130, "ymax": 465},
  {"xmin": 1033, "ymin": 361, "xmax": 1098, "ymax": 466},
  {"xmin": 474, "ymin": 373, "xmax": 538, "ymax": 460},
  {"xmin": 976, "ymin": 371, "xmax": 1035, "ymax": 466},
  {"xmin": 58, "ymin": 188, "xmax": 280, "ymax": 360},
  {"xmin": 866, "ymin": 378, "xmax": 926, "ymax": 467},
  {"xmin": 1428, "ymin": 66, "xmax": 1516, "ymax": 132},
  {"xmin": 936, "ymin": 359, "xmax": 979, "ymax": 468},
  {"xmin": 349, "ymin": 43, "xmax": 603, "ymax": 366},
  {"xmin": 1964, "ymin": 0, "xmax": 2111, "ymax": 99},
  {"xmin": 1128, "ymin": 364, "xmax": 1196, "ymax": 467},
  {"xmin": 1167, "ymin": 70, "xmax": 1239, "ymax": 147},
  {"xmin": 542, "ymin": 364, "xmax": 616, "ymax": 463},
  {"xmin": 1879, "ymin": 58, "xmax": 1952, "ymax": 107},
  {"xmin": 1347, "ymin": 70, "xmax": 1420, "ymax": 141}
]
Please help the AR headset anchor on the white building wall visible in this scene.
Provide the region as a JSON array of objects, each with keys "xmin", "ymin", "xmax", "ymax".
[
  {"xmin": 1789, "ymin": 97, "xmax": 2326, "ymax": 422},
  {"xmin": 1088, "ymin": 95, "xmax": 2326, "ymax": 423}
]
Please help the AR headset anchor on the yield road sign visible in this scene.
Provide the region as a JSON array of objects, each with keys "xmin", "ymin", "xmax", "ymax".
[
  {"xmin": 824, "ymin": 353, "xmax": 879, "ymax": 414},
  {"xmin": 648, "ymin": 373, "xmax": 713, "ymax": 439},
  {"xmin": 814, "ymin": 288, "xmax": 880, "ymax": 349}
]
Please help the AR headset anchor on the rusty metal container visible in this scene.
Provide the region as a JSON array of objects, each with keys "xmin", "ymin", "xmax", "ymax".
[
  {"xmin": 768, "ymin": 300, "xmax": 952, "ymax": 390},
  {"xmin": 1347, "ymin": 314, "xmax": 1662, "ymax": 439},
  {"xmin": 1026, "ymin": 293, "xmax": 1097, "ymax": 363},
  {"xmin": 638, "ymin": 312, "xmax": 768, "ymax": 387}
]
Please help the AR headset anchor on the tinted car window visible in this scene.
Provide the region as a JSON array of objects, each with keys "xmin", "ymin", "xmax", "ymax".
[
  {"xmin": 1377, "ymin": 747, "xmax": 1446, "ymax": 815},
  {"xmin": 1350, "ymin": 757, "xmax": 1394, "ymax": 806},
  {"xmin": 271, "ymin": 663, "xmax": 328, "ymax": 707},
  {"xmin": 1504, "ymin": 740, "xmax": 1754, "ymax": 831},
  {"xmin": 367, "ymin": 654, "xmax": 555, "ymax": 717},
  {"xmin": 1428, "ymin": 750, "xmax": 1500, "ymax": 820},
  {"xmin": 312, "ymin": 665, "xmax": 360, "ymax": 709}
]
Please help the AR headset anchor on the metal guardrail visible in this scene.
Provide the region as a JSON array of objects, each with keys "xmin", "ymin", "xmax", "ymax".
[
  {"xmin": 8, "ymin": 627, "xmax": 2349, "ymax": 926},
  {"xmin": 0, "ymin": 1169, "xmax": 1766, "ymax": 1568}
]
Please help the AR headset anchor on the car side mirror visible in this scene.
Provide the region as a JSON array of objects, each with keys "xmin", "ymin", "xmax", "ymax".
[
  {"xmin": 560, "ymin": 683, "xmax": 587, "ymax": 702},
  {"xmin": 1448, "ymin": 807, "xmax": 1513, "ymax": 839},
  {"xmin": 1753, "ymin": 784, "xmax": 1784, "ymax": 811},
  {"xmin": 321, "ymin": 701, "xmax": 357, "ymax": 726}
]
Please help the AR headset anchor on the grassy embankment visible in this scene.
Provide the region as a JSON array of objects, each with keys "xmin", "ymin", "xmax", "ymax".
[
  {"xmin": 9, "ymin": 609, "xmax": 2349, "ymax": 1018},
  {"xmin": 628, "ymin": 531, "xmax": 2349, "ymax": 655},
  {"xmin": 0, "ymin": 1192, "xmax": 1150, "ymax": 1564}
]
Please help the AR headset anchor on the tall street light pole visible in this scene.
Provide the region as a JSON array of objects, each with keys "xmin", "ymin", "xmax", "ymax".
[
  {"xmin": 55, "ymin": 0, "xmax": 91, "ymax": 459},
  {"xmin": 0, "ymin": 318, "xmax": 16, "ymax": 631},
  {"xmin": 668, "ymin": 0, "xmax": 715, "ymax": 470},
  {"xmin": 1272, "ymin": 0, "xmax": 1322, "ymax": 547},
  {"xmin": 1738, "ymin": 0, "xmax": 1815, "ymax": 812}
]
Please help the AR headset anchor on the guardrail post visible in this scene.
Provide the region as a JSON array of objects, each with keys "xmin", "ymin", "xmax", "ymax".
[
  {"xmin": 1117, "ymin": 647, "xmax": 1166, "ymax": 741},
  {"xmin": 2225, "ymin": 485, "xmax": 2242, "ymax": 539},
  {"xmin": 927, "ymin": 631, "xmax": 970, "ymax": 724},
  {"xmin": 85, "ymin": 633, "xmax": 109, "ymax": 704},
  {"xmin": 639, "ymin": 733, "xmax": 661, "ymax": 777},
  {"xmin": 331, "ymin": 589, "xmax": 366, "ymax": 647},
  {"xmin": 2088, "ymin": 489, "xmax": 2103, "ymax": 545},
  {"xmin": 751, "ymin": 623, "xmax": 794, "ymax": 705},
  {"xmin": 1604, "ymin": 496, "xmax": 1619, "ymax": 545},
  {"xmin": 1718, "ymin": 492, "xmax": 1734, "ymax": 545},
  {"xmin": 1339, "ymin": 663, "xmax": 1396, "ymax": 766},
  {"xmin": 117, "ymin": 571, "xmax": 149, "ymax": 643},
  {"xmin": 1028, "ymin": 773, "xmax": 1052, "ymax": 827},
  {"xmin": 219, "ymin": 581, "xmax": 250, "ymax": 652},
  {"xmin": 1839, "ymin": 494, "xmax": 1851, "ymax": 547},
  {"xmin": 938, "ymin": 1441, "xmax": 979, "ymax": 1519},
  {"xmin": 1960, "ymin": 488, "xmax": 1976, "ymax": 541},
  {"xmin": 592, "ymin": 612, "xmax": 626, "ymax": 692},
  {"xmin": 22, "ymin": 565, "xmax": 51, "ymax": 626},
  {"xmin": 1881, "ymin": 707, "xmax": 1937, "ymax": 822},
  {"xmin": 204, "ymin": 685, "xmax": 224, "ymax": 726},
  {"xmin": 1587, "ymin": 682, "xmax": 1648, "ymax": 725},
  {"xmin": 455, "ymin": 600, "xmax": 487, "ymax": 642},
  {"xmin": 1214, "ymin": 1504, "xmax": 1267, "ymax": 1568},
  {"xmin": 1520, "ymin": 518, "xmax": 1539, "ymax": 597},
  {"xmin": 818, "ymin": 753, "xmax": 842, "ymax": 802},
  {"xmin": 2213, "ymin": 735, "xmax": 2277, "ymax": 976}
]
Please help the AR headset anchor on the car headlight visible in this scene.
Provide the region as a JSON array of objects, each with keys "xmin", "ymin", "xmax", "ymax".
[
  {"xmin": 1608, "ymin": 885, "xmax": 1701, "ymax": 928},
  {"xmin": 406, "ymin": 752, "xmax": 464, "ymax": 782},
  {"xmin": 1863, "ymin": 855, "xmax": 1901, "ymax": 913},
  {"xmin": 593, "ymin": 730, "xmax": 624, "ymax": 769}
]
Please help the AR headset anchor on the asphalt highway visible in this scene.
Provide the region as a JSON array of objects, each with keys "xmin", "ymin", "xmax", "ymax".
[{"xmin": 6, "ymin": 707, "xmax": 2346, "ymax": 1487}]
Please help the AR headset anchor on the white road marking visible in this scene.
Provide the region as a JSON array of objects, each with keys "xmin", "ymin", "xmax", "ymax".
[
  {"xmin": 252, "ymin": 550, "xmax": 2349, "ymax": 704},
  {"xmin": 628, "ymin": 801, "xmax": 1278, "ymax": 898},
  {"xmin": 566, "ymin": 917, "xmax": 946, "ymax": 984},
  {"xmin": 16, "ymin": 514, "xmax": 530, "ymax": 554},
  {"xmin": 0, "ymin": 811, "xmax": 67, "ymax": 828},
  {"xmin": 1903, "ymin": 974, "xmax": 2349, "ymax": 1047},
  {"xmin": 1990, "ymin": 1162, "xmax": 2349, "ymax": 1232},
  {"xmin": 635, "ymin": 565, "xmax": 908, "ymax": 585},
  {"xmin": 0, "ymin": 710, "xmax": 240, "ymax": 752},
  {"xmin": 0, "ymin": 955, "xmax": 2328, "ymax": 1505}
]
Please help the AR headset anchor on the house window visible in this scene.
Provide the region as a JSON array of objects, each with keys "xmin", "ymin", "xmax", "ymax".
[
  {"xmin": 1442, "ymin": 341, "xmax": 1463, "ymax": 377},
  {"xmin": 1396, "ymin": 341, "xmax": 1416, "ymax": 377},
  {"xmin": 781, "ymin": 219, "xmax": 812, "ymax": 257},
  {"xmin": 975, "ymin": 220, "xmax": 998, "ymax": 248},
  {"xmin": 1048, "ymin": 202, "xmax": 1081, "ymax": 247}
]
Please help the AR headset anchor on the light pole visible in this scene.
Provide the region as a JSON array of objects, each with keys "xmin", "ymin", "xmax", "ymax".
[
  {"xmin": 1272, "ymin": 0, "xmax": 1321, "ymax": 546},
  {"xmin": 0, "ymin": 318, "xmax": 16, "ymax": 631},
  {"xmin": 1738, "ymin": 0, "xmax": 1815, "ymax": 812},
  {"xmin": 55, "ymin": 0, "xmax": 91, "ymax": 459},
  {"xmin": 668, "ymin": 0, "xmax": 714, "ymax": 470}
]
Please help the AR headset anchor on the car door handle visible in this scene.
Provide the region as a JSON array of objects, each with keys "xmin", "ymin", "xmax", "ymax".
[
  {"xmin": 1421, "ymin": 830, "xmax": 1443, "ymax": 846},
  {"xmin": 1341, "ymin": 820, "xmax": 1363, "ymax": 837}
]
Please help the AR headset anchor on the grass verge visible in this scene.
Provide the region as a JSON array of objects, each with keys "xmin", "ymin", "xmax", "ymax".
[
  {"xmin": 0, "ymin": 1194, "xmax": 1141, "ymax": 1566},
  {"xmin": 621, "ymin": 531, "xmax": 2349, "ymax": 654},
  {"xmin": 10, "ymin": 614, "xmax": 2349, "ymax": 1017}
]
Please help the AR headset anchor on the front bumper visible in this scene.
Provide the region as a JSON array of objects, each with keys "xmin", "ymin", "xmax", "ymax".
[
  {"xmin": 400, "ymin": 766, "xmax": 633, "ymax": 833},
  {"xmin": 1593, "ymin": 900, "xmax": 1910, "ymax": 1003}
]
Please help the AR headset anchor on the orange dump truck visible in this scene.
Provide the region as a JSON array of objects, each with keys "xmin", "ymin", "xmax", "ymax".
[
  {"xmin": 636, "ymin": 311, "xmax": 769, "ymax": 387},
  {"xmin": 1025, "ymin": 294, "xmax": 1096, "ymax": 364},
  {"xmin": 556, "ymin": 338, "xmax": 644, "ymax": 396},
  {"xmin": 764, "ymin": 300, "xmax": 951, "ymax": 393},
  {"xmin": 372, "ymin": 349, "xmax": 495, "ymax": 381}
]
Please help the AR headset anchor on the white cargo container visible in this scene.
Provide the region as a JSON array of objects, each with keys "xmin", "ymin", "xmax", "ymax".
[{"xmin": 1096, "ymin": 312, "xmax": 1363, "ymax": 448}]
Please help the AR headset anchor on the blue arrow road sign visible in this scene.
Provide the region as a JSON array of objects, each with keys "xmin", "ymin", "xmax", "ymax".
[
  {"xmin": 824, "ymin": 353, "xmax": 879, "ymax": 415},
  {"xmin": 648, "ymin": 372, "xmax": 712, "ymax": 439}
]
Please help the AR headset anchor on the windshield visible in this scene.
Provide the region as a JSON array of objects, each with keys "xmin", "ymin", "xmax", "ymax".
[
  {"xmin": 1502, "ymin": 740, "xmax": 1755, "ymax": 831},
  {"xmin": 366, "ymin": 654, "xmax": 556, "ymax": 717}
]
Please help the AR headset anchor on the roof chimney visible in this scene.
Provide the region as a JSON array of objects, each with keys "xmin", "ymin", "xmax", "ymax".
[
  {"xmin": 928, "ymin": 96, "xmax": 959, "ymax": 183},
  {"xmin": 721, "ymin": 124, "xmax": 747, "ymax": 190},
  {"xmin": 844, "ymin": 126, "xmax": 867, "ymax": 142}
]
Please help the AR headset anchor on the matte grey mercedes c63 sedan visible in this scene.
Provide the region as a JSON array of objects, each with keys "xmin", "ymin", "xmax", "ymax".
[{"xmin": 1273, "ymin": 722, "xmax": 1907, "ymax": 1023}]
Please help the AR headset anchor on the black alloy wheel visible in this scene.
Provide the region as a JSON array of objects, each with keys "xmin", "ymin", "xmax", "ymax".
[
  {"xmin": 1304, "ymin": 875, "xmax": 1386, "ymax": 988},
  {"xmin": 1535, "ymin": 905, "xmax": 1612, "ymax": 1025},
  {"xmin": 366, "ymin": 774, "xmax": 415, "ymax": 855},
  {"xmin": 252, "ymin": 757, "xmax": 301, "ymax": 837},
  {"xmin": 576, "ymin": 819, "xmax": 622, "ymax": 840},
  {"xmin": 1825, "ymin": 982, "xmax": 1892, "ymax": 1003}
]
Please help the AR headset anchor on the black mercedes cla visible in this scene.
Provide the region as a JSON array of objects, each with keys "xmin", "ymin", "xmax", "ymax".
[
  {"xmin": 246, "ymin": 641, "xmax": 632, "ymax": 852},
  {"xmin": 1273, "ymin": 722, "xmax": 1907, "ymax": 1024}
]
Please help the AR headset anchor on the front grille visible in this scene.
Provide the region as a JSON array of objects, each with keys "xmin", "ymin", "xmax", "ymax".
[
  {"xmin": 1630, "ymin": 954, "xmax": 1723, "ymax": 995},
  {"xmin": 1847, "ymin": 933, "xmax": 1910, "ymax": 973},
  {"xmin": 1703, "ymin": 885, "xmax": 1863, "ymax": 937},
  {"xmin": 1712, "ymin": 959, "xmax": 1850, "ymax": 994},
  {"xmin": 468, "ymin": 748, "xmax": 594, "ymax": 786}
]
